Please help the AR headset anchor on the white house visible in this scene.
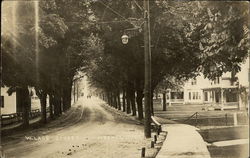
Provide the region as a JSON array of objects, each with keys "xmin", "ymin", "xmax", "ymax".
[
  {"xmin": 0, "ymin": 87, "xmax": 41, "ymax": 115},
  {"xmin": 1, "ymin": 87, "xmax": 16, "ymax": 114},
  {"xmin": 167, "ymin": 57, "xmax": 249, "ymax": 110}
]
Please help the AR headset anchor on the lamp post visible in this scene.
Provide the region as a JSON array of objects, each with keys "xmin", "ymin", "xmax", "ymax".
[{"xmin": 121, "ymin": 0, "xmax": 152, "ymax": 138}]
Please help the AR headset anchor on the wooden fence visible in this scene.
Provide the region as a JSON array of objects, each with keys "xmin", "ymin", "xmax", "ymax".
[{"xmin": 1, "ymin": 108, "xmax": 49, "ymax": 127}]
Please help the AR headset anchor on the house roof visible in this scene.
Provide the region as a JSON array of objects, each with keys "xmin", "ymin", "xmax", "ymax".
[{"xmin": 202, "ymin": 86, "xmax": 238, "ymax": 90}]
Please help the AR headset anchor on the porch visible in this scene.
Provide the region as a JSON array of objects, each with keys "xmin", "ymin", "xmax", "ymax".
[{"xmin": 202, "ymin": 86, "xmax": 239, "ymax": 110}]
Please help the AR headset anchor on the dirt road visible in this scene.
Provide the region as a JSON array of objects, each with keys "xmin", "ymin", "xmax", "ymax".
[{"xmin": 2, "ymin": 97, "xmax": 148, "ymax": 158}]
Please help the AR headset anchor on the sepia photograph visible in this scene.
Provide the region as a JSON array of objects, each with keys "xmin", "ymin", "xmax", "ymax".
[{"xmin": 0, "ymin": 0, "xmax": 249, "ymax": 158}]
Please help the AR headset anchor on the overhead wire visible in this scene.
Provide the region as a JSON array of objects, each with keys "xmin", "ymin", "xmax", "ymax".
[
  {"xmin": 7, "ymin": 20, "xmax": 131, "ymax": 26},
  {"xmin": 98, "ymin": 0, "xmax": 129, "ymax": 22},
  {"xmin": 3, "ymin": 1, "xmax": 143, "ymax": 27},
  {"xmin": 133, "ymin": 0, "xmax": 144, "ymax": 11}
]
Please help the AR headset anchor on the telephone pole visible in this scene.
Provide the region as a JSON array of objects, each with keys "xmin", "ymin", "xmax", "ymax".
[{"xmin": 143, "ymin": 0, "xmax": 152, "ymax": 138}]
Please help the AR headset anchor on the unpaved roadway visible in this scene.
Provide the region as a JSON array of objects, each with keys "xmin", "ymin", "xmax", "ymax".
[{"xmin": 2, "ymin": 97, "xmax": 148, "ymax": 158}]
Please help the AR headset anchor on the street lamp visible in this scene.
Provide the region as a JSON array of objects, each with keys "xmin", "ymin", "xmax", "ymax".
[{"xmin": 121, "ymin": 34, "xmax": 129, "ymax": 44}]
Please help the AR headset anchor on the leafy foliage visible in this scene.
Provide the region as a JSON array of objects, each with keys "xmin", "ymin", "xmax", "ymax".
[
  {"xmin": 1, "ymin": 1, "xmax": 249, "ymax": 118},
  {"xmin": 87, "ymin": 0, "xmax": 249, "ymax": 98},
  {"xmin": 2, "ymin": 0, "xmax": 99, "ymax": 113}
]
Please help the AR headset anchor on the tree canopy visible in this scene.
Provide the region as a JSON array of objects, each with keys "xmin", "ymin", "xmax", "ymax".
[
  {"xmin": 1, "ymin": 0, "xmax": 100, "ymax": 124},
  {"xmin": 87, "ymin": 0, "xmax": 249, "ymax": 87},
  {"xmin": 86, "ymin": 0, "xmax": 249, "ymax": 118},
  {"xmin": 1, "ymin": 0, "xmax": 249, "ymax": 122}
]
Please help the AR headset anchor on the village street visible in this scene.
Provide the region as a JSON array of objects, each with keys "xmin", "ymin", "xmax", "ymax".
[
  {"xmin": 2, "ymin": 96, "xmax": 249, "ymax": 158},
  {"xmin": 2, "ymin": 97, "xmax": 149, "ymax": 158},
  {"xmin": 1, "ymin": 1, "xmax": 249, "ymax": 158}
]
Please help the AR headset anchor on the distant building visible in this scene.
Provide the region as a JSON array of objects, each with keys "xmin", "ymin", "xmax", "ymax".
[
  {"xmin": 1, "ymin": 87, "xmax": 16, "ymax": 114},
  {"xmin": 184, "ymin": 73, "xmax": 240, "ymax": 109},
  {"xmin": 0, "ymin": 87, "xmax": 41, "ymax": 115},
  {"xmin": 166, "ymin": 57, "xmax": 249, "ymax": 110}
]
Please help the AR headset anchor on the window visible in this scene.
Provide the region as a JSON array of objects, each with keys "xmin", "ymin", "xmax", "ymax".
[
  {"xmin": 196, "ymin": 92, "xmax": 199, "ymax": 99},
  {"xmin": 213, "ymin": 77, "xmax": 220, "ymax": 84},
  {"xmin": 204, "ymin": 92, "xmax": 208, "ymax": 101},
  {"xmin": 192, "ymin": 92, "xmax": 195, "ymax": 99},
  {"xmin": 191, "ymin": 79, "xmax": 197, "ymax": 85},
  {"xmin": 171, "ymin": 92, "xmax": 184, "ymax": 99},
  {"xmin": 211, "ymin": 91, "xmax": 214, "ymax": 99},
  {"xmin": 0, "ymin": 96, "xmax": 4, "ymax": 108},
  {"xmin": 190, "ymin": 92, "xmax": 199, "ymax": 100},
  {"xmin": 226, "ymin": 90, "xmax": 238, "ymax": 102}
]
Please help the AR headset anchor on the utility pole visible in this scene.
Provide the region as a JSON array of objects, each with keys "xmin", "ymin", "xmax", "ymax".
[{"xmin": 143, "ymin": 0, "xmax": 152, "ymax": 138}]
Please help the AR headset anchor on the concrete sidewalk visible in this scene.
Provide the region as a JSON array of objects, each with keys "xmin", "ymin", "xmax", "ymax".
[{"xmin": 157, "ymin": 124, "xmax": 211, "ymax": 158}]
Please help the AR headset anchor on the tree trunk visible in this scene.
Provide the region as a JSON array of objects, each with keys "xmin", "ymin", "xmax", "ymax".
[
  {"xmin": 151, "ymin": 91, "xmax": 154, "ymax": 116},
  {"xmin": 16, "ymin": 88, "xmax": 22, "ymax": 113},
  {"xmin": 58, "ymin": 97, "xmax": 62, "ymax": 115},
  {"xmin": 113, "ymin": 92, "xmax": 118, "ymax": 109},
  {"xmin": 53, "ymin": 95, "xmax": 61, "ymax": 117},
  {"xmin": 136, "ymin": 89, "xmax": 144, "ymax": 120},
  {"xmin": 130, "ymin": 90, "xmax": 137, "ymax": 116},
  {"xmin": 110, "ymin": 92, "xmax": 115, "ymax": 107},
  {"xmin": 122, "ymin": 89, "xmax": 126, "ymax": 112},
  {"xmin": 62, "ymin": 84, "xmax": 72, "ymax": 112},
  {"xmin": 40, "ymin": 92, "xmax": 47, "ymax": 124},
  {"xmin": 17, "ymin": 87, "xmax": 30, "ymax": 128},
  {"xmin": 117, "ymin": 91, "xmax": 121, "ymax": 110},
  {"xmin": 163, "ymin": 92, "xmax": 166, "ymax": 111},
  {"xmin": 49, "ymin": 95, "xmax": 54, "ymax": 120},
  {"xmin": 104, "ymin": 94, "xmax": 106, "ymax": 101},
  {"xmin": 107, "ymin": 92, "xmax": 112, "ymax": 106},
  {"xmin": 126, "ymin": 89, "xmax": 131, "ymax": 114},
  {"xmin": 53, "ymin": 97, "xmax": 59, "ymax": 117},
  {"xmin": 62, "ymin": 91, "xmax": 67, "ymax": 112}
]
